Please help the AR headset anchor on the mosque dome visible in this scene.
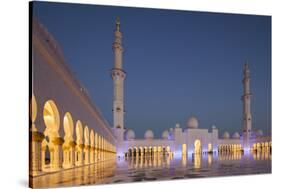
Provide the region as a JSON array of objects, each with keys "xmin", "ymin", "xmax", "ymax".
[
  {"xmin": 125, "ymin": 129, "xmax": 135, "ymax": 140},
  {"xmin": 232, "ymin": 132, "xmax": 240, "ymax": 139},
  {"xmin": 187, "ymin": 116, "xmax": 199, "ymax": 129},
  {"xmin": 162, "ymin": 130, "xmax": 169, "ymax": 139},
  {"xmin": 223, "ymin": 131, "xmax": 230, "ymax": 139},
  {"xmin": 222, "ymin": 131, "xmax": 230, "ymax": 139},
  {"xmin": 144, "ymin": 129, "xmax": 154, "ymax": 140},
  {"xmin": 256, "ymin": 129, "xmax": 263, "ymax": 137}
]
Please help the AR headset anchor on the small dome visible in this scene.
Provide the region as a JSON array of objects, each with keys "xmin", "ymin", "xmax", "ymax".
[
  {"xmin": 212, "ymin": 125, "xmax": 216, "ymax": 129},
  {"xmin": 144, "ymin": 129, "xmax": 154, "ymax": 139},
  {"xmin": 125, "ymin": 129, "xmax": 135, "ymax": 140},
  {"xmin": 162, "ymin": 130, "xmax": 169, "ymax": 139},
  {"xmin": 175, "ymin": 123, "xmax": 180, "ymax": 128},
  {"xmin": 187, "ymin": 116, "xmax": 199, "ymax": 129},
  {"xmin": 232, "ymin": 132, "xmax": 240, "ymax": 139},
  {"xmin": 169, "ymin": 127, "xmax": 173, "ymax": 132},
  {"xmin": 256, "ymin": 129, "xmax": 263, "ymax": 137},
  {"xmin": 223, "ymin": 131, "xmax": 230, "ymax": 139}
]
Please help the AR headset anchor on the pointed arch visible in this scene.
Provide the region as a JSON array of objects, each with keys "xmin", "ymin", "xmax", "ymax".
[
  {"xmin": 63, "ymin": 112, "xmax": 74, "ymax": 141},
  {"xmin": 90, "ymin": 130, "xmax": 94, "ymax": 147},
  {"xmin": 84, "ymin": 126, "xmax": 89, "ymax": 146},
  {"xmin": 30, "ymin": 94, "xmax": 37, "ymax": 123},
  {"xmin": 43, "ymin": 100, "xmax": 60, "ymax": 138}
]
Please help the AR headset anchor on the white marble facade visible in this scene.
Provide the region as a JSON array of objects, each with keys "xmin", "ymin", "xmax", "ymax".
[{"xmin": 111, "ymin": 18, "xmax": 271, "ymax": 158}]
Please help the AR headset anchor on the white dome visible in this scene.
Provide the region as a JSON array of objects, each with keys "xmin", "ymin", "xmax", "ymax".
[
  {"xmin": 175, "ymin": 123, "xmax": 180, "ymax": 128},
  {"xmin": 223, "ymin": 131, "xmax": 230, "ymax": 139},
  {"xmin": 125, "ymin": 129, "xmax": 135, "ymax": 140},
  {"xmin": 162, "ymin": 130, "xmax": 169, "ymax": 139},
  {"xmin": 232, "ymin": 132, "xmax": 240, "ymax": 139},
  {"xmin": 187, "ymin": 116, "xmax": 199, "ymax": 129},
  {"xmin": 144, "ymin": 129, "xmax": 154, "ymax": 139},
  {"xmin": 256, "ymin": 129, "xmax": 263, "ymax": 137}
]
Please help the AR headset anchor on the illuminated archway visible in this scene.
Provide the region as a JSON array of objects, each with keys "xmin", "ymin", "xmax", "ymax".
[
  {"xmin": 182, "ymin": 144, "xmax": 187, "ymax": 155},
  {"xmin": 194, "ymin": 140, "xmax": 201, "ymax": 154},
  {"xmin": 30, "ymin": 94, "xmax": 37, "ymax": 131},
  {"xmin": 144, "ymin": 147, "xmax": 148, "ymax": 156},
  {"xmin": 94, "ymin": 133, "xmax": 98, "ymax": 163},
  {"xmin": 149, "ymin": 146, "xmax": 152, "ymax": 156},
  {"xmin": 62, "ymin": 112, "xmax": 74, "ymax": 168},
  {"xmin": 63, "ymin": 112, "xmax": 74, "ymax": 141},
  {"xmin": 261, "ymin": 142, "xmax": 265, "ymax": 150},
  {"xmin": 133, "ymin": 147, "xmax": 137, "ymax": 157},
  {"xmin": 157, "ymin": 146, "xmax": 162, "ymax": 153},
  {"xmin": 90, "ymin": 130, "xmax": 95, "ymax": 163},
  {"xmin": 153, "ymin": 146, "xmax": 157, "ymax": 156},
  {"xmin": 76, "ymin": 121, "xmax": 83, "ymax": 144},
  {"xmin": 208, "ymin": 143, "xmax": 212, "ymax": 153},
  {"xmin": 128, "ymin": 148, "xmax": 133, "ymax": 157},
  {"xmin": 75, "ymin": 120, "xmax": 83, "ymax": 166},
  {"xmin": 41, "ymin": 139, "xmax": 51, "ymax": 170},
  {"xmin": 96, "ymin": 134, "xmax": 100, "ymax": 161},
  {"xmin": 139, "ymin": 147, "xmax": 143, "ymax": 156},
  {"xmin": 94, "ymin": 133, "xmax": 98, "ymax": 148},
  {"xmin": 257, "ymin": 143, "xmax": 261, "ymax": 151},
  {"xmin": 166, "ymin": 146, "xmax": 170, "ymax": 155},
  {"xmin": 84, "ymin": 126, "xmax": 89, "ymax": 145},
  {"xmin": 264, "ymin": 142, "xmax": 269, "ymax": 152},
  {"xmin": 90, "ymin": 130, "xmax": 95, "ymax": 147},
  {"xmin": 101, "ymin": 137, "xmax": 105, "ymax": 160},
  {"xmin": 194, "ymin": 153, "xmax": 201, "ymax": 169},
  {"xmin": 252, "ymin": 143, "xmax": 256, "ymax": 151},
  {"xmin": 42, "ymin": 100, "xmax": 62, "ymax": 170},
  {"xmin": 30, "ymin": 94, "xmax": 47, "ymax": 173},
  {"xmin": 43, "ymin": 100, "xmax": 60, "ymax": 138},
  {"xmin": 84, "ymin": 126, "xmax": 90, "ymax": 164}
]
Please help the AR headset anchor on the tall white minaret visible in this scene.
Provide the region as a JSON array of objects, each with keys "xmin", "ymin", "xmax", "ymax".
[
  {"xmin": 242, "ymin": 62, "xmax": 252, "ymax": 149},
  {"xmin": 111, "ymin": 17, "xmax": 126, "ymax": 132}
]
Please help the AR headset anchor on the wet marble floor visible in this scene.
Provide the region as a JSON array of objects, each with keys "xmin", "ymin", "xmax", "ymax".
[{"xmin": 31, "ymin": 151, "xmax": 271, "ymax": 188}]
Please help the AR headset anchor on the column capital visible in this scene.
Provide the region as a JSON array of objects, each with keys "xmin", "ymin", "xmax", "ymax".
[
  {"xmin": 51, "ymin": 137, "xmax": 64, "ymax": 145},
  {"xmin": 69, "ymin": 141, "xmax": 76, "ymax": 147},
  {"xmin": 31, "ymin": 131, "xmax": 44, "ymax": 142},
  {"xmin": 84, "ymin": 145, "xmax": 91, "ymax": 150}
]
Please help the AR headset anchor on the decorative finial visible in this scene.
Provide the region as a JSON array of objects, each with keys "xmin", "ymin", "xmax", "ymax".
[{"xmin": 116, "ymin": 17, "xmax": 120, "ymax": 31}]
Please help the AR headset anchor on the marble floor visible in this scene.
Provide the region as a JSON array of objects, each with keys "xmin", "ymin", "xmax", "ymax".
[{"xmin": 31, "ymin": 151, "xmax": 271, "ymax": 188}]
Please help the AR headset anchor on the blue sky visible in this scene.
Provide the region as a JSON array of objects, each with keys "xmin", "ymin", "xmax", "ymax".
[{"xmin": 33, "ymin": 2, "xmax": 271, "ymax": 138}]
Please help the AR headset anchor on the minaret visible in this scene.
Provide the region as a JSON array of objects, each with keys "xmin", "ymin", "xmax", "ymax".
[
  {"xmin": 111, "ymin": 17, "xmax": 126, "ymax": 132},
  {"xmin": 242, "ymin": 62, "xmax": 252, "ymax": 150}
]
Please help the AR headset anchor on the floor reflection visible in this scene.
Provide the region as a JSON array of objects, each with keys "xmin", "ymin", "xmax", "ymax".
[
  {"xmin": 31, "ymin": 159, "xmax": 116, "ymax": 188},
  {"xmin": 32, "ymin": 151, "xmax": 271, "ymax": 188}
]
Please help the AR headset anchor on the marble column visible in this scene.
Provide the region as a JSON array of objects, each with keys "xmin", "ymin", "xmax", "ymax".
[
  {"xmin": 30, "ymin": 131, "xmax": 44, "ymax": 176},
  {"xmin": 84, "ymin": 145, "xmax": 90, "ymax": 165},
  {"xmin": 51, "ymin": 137, "xmax": 64, "ymax": 170}
]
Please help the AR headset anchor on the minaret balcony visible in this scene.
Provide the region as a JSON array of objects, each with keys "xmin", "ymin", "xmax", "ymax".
[
  {"xmin": 112, "ymin": 42, "xmax": 123, "ymax": 51},
  {"xmin": 111, "ymin": 68, "xmax": 126, "ymax": 78}
]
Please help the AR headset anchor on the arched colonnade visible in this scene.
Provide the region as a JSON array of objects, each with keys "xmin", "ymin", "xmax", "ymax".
[{"xmin": 30, "ymin": 95, "xmax": 116, "ymax": 175}]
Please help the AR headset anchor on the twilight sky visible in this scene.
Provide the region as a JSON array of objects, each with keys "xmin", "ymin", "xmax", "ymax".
[{"xmin": 33, "ymin": 2, "xmax": 271, "ymax": 138}]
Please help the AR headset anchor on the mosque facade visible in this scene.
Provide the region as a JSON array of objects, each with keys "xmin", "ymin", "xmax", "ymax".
[{"xmin": 110, "ymin": 19, "xmax": 271, "ymax": 158}]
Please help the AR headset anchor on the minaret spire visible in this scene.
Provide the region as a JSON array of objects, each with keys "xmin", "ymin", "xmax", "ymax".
[
  {"xmin": 242, "ymin": 61, "xmax": 252, "ymax": 150},
  {"xmin": 111, "ymin": 17, "xmax": 126, "ymax": 132}
]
